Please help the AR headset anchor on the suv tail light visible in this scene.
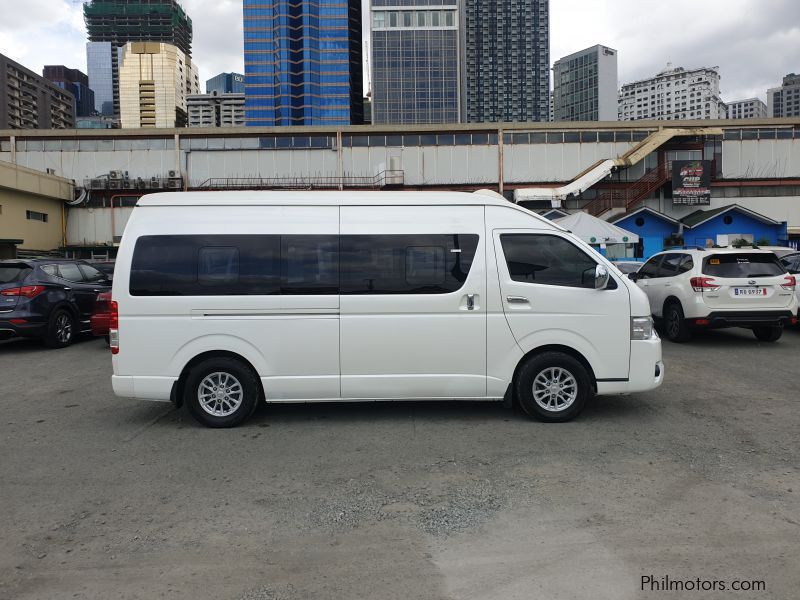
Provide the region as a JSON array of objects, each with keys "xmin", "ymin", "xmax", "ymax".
[
  {"xmin": 690, "ymin": 277, "xmax": 720, "ymax": 292},
  {"xmin": 781, "ymin": 275, "xmax": 797, "ymax": 291},
  {"xmin": 0, "ymin": 285, "xmax": 45, "ymax": 299},
  {"xmin": 109, "ymin": 300, "xmax": 119, "ymax": 355}
]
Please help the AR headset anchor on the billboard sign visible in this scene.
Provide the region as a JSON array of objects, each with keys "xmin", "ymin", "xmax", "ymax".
[{"xmin": 672, "ymin": 160, "xmax": 711, "ymax": 205}]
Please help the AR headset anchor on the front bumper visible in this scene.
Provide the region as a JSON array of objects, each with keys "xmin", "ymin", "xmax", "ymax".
[{"xmin": 597, "ymin": 337, "xmax": 664, "ymax": 395}]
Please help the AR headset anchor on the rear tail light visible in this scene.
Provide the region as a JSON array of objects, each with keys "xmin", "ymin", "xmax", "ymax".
[
  {"xmin": 781, "ymin": 275, "xmax": 797, "ymax": 291},
  {"xmin": 690, "ymin": 277, "xmax": 720, "ymax": 292},
  {"xmin": 109, "ymin": 300, "xmax": 119, "ymax": 355},
  {"xmin": 0, "ymin": 285, "xmax": 45, "ymax": 298}
]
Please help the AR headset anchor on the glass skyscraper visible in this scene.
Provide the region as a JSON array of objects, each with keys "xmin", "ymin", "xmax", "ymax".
[
  {"xmin": 370, "ymin": 0, "xmax": 460, "ymax": 124},
  {"xmin": 462, "ymin": 0, "xmax": 550, "ymax": 122},
  {"xmin": 243, "ymin": 0, "xmax": 363, "ymax": 126},
  {"xmin": 207, "ymin": 72, "xmax": 245, "ymax": 95}
]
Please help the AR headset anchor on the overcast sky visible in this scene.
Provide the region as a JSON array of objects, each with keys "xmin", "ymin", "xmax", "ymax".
[{"xmin": 1, "ymin": 0, "xmax": 797, "ymax": 103}]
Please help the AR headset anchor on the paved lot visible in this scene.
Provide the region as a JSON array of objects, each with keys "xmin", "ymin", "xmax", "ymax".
[{"xmin": 1, "ymin": 328, "xmax": 799, "ymax": 600}]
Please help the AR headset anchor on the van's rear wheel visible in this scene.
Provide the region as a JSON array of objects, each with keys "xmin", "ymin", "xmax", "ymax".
[
  {"xmin": 515, "ymin": 352, "xmax": 591, "ymax": 422},
  {"xmin": 753, "ymin": 326, "xmax": 782, "ymax": 343},
  {"xmin": 184, "ymin": 357, "xmax": 260, "ymax": 428}
]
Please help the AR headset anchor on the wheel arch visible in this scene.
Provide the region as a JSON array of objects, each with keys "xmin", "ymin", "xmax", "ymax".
[
  {"xmin": 171, "ymin": 350, "xmax": 264, "ymax": 409},
  {"xmin": 662, "ymin": 295, "xmax": 684, "ymax": 315}
]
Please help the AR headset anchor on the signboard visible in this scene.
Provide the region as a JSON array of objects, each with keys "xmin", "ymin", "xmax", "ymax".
[{"xmin": 672, "ymin": 160, "xmax": 711, "ymax": 205}]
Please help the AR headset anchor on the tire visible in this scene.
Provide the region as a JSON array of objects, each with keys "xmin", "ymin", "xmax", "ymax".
[
  {"xmin": 104, "ymin": 334, "xmax": 110, "ymax": 346},
  {"xmin": 515, "ymin": 351, "xmax": 591, "ymax": 422},
  {"xmin": 184, "ymin": 357, "xmax": 260, "ymax": 428},
  {"xmin": 664, "ymin": 302, "xmax": 692, "ymax": 343},
  {"xmin": 44, "ymin": 308, "xmax": 76, "ymax": 349},
  {"xmin": 753, "ymin": 326, "xmax": 782, "ymax": 343}
]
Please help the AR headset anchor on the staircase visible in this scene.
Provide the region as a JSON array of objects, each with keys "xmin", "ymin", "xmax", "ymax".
[{"xmin": 583, "ymin": 161, "xmax": 672, "ymax": 217}]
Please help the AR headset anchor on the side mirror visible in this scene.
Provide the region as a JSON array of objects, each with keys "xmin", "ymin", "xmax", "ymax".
[
  {"xmin": 627, "ymin": 272, "xmax": 640, "ymax": 281},
  {"xmin": 595, "ymin": 264, "xmax": 610, "ymax": 290}
]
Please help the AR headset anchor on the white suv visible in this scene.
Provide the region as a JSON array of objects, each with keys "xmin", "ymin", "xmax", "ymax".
[
  {"xmin": 631, "ymin": 249, "xmax": 798, "ymax": 343},
  {"xmin": 780, "ymin": 252, "xmax": 800, "ymax": 317}
]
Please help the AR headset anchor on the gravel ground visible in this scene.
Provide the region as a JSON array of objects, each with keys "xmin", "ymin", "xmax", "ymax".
[{"xmin": 0, "ymin": 327, "xmax": 799, "ymax": 599}]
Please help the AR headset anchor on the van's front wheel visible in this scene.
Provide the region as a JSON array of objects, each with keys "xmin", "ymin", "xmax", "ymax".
[
  {"xmin": 515, "ymin": 352, "xmax": 591, "ymax": 422},
  {"xmin": 185, "ymin": 357, "xmax": 260, "ymax": 428}
]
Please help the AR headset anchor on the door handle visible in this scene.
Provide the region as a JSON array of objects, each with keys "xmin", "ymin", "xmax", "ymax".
[
  {"xmin": 506, "ymin": 296, "xmax": 530, "ymax": 304},
  {"xmin": 466, "ymin": 294, "xmax": 475, "ymax": 310}
]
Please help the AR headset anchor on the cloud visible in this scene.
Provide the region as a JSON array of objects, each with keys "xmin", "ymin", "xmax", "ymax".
[{"xmin": 181, "ymin": 0, "xmax": 244, "ymax": 85}]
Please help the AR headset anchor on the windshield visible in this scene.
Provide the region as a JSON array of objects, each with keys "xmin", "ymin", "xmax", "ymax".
[
  {"xmin": 0, "ymin": 266, "xmax": 31, "ymax": 284},
  {"xmin": 702, "ymin": 254, "xmax": 785, "ymax": 278}
]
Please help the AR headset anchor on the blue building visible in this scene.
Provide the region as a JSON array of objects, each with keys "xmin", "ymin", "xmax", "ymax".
[
  {"xmin": 42, "ymin": 65, "xmax": 95, "ymax": 118},
  {"xmin": 243, "ymin": 0, "xmax": 363, "ymax": 126},
  {"xmin": 612, "ymin": 207, "xmax": 681, "ymax": 258},
  {"xmin": 207, "ymin": 72, "xmax": 245, "ymax": 95},
  {"xmin": 612, "ymin": 205, "xmax": 789, "ymax": 258},
  {"xmin": 681, "ymin": 206, "xmax": 788, "ymax": 248}
]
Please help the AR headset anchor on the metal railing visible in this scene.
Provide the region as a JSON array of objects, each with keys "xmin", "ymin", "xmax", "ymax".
[
  {"xmin": 194, "ymin": 170, "xmax": 405, "ymax": 190},
  {"xmin": 584, "ymin": 161, "xmax": 673, "ymax": 217}
]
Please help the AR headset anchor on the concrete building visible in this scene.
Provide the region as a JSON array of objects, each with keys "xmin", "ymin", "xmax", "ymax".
[
  {"xmin": 768, "ymin": 73, "xmax": 800, "ymax": 118},
  {"xmin": 370, "ymin": 0, "xmax": 460, "ymax": 124},
  {"xmin": 462, "ymin": 0, "xmax": 550, "ymax": 122},
  {"xmin": 0, "ymin": 159, "xmax": 73, "ymax": 256},
  {"xmin": 84, "ymin": 0, "xmax": 193, "ymax": 118},
  {"xmin": 727, "ymin": 97, "xmax": 768, "ymax": 120},
  {"xmin": 207, "ymin": 73, "xmax": 245, "ymax": 95},
  {"xmin": 619, "ymin": 64, "xmax": 727, "ymax": 121},
  {"xmin": 43, "ymin": 66, "xmax": 95, "ymax": 118},
  {"xmin": 188, "ymin": 93, "xmax": 245, "ymax": 128},
  {"xmin": 553, "ymin": 45, "xmax": 618, "ymax": 122},
  {"xmin": 118, "ymin": 42, "xmax": 200, "ymax": 129},
  {"xmin": 243, "ymin": 0, "xmax": 363, "ymax": 126},
  {"xmin": 0, "ymin": 54, "xmax": 76, "ymax": 130}
]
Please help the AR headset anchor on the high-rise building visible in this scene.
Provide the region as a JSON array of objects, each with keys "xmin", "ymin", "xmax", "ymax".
[
  {"xmin": 243, "ymin": 0, "xmax": 363, "ymax": 126},
  {"xmin": 43, "ymin": 65, "xmax": 95, "ymax": 118},
  {"xmin": 618, "ymin": 64, "xmax": 727, "ymax": 121},
  {"xmin": 727, "ymin": 98, "xmax": 767, "ymax": 120},
  {"xmin": 188, "ymin": 92, "xmax": 246, "ymax": 128},
  {"xmin": 767, "ymin": 73, "xmax": 800, "ymax": 118},
  {"xmin": 553, "ymin": 45, "xmax": 618, "ymax": 122},
  {"xmin": 118, "ymin": 42, "xmax": 199, "ymax": 129},
  {"xmin": 462, "ymin": 0, "xmax": 550, "ymax": 123},
  {"xmin": 207, "ymin": 73, "xmax": 245, "ymax": 95},
  {"xmin": 84, "ymin": 0, "xmax": 193, "ymax": 118},
  {"xmin": 0, "ymin": 53, "xmax": 76, "ymax": 129},
  {"xmin": 370, "ymin": 0, "xmax": 460, "ymax": 124}
]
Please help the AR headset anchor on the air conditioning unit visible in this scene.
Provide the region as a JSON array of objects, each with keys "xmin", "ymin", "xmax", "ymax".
[
  {"xmin": 168, "ymin": 178, "xmax": 183, "ymax": 189},
  {"xmin": 151, "ymin": 178, "xmax": 162, "ymax": 189},
  {"xmin": 168, "ymin": 170, "xmax": 179, "ymax": 178},
  {"xmin": 135, "ymin": 177, "xmax": 144, "ymax": 188},
  {"xmin": 108, "ymin": 180, "xmax": 121, "ymax": 190},
  {"xmin": 109, "ymin": 170, "xmax": 123, "ymax": 180},
  {"xmin": 90, "ymin": 178, "xmax": 106, "ymax": 189}
]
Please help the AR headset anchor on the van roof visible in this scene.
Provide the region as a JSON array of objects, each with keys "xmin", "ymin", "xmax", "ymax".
[{"xmin": 137, "ymin": 190, "xmax": 517, "ymax": 209}]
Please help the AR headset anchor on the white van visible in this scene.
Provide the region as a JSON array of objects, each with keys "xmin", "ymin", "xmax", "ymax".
[{"xmin": 110, "ymin": 191, "xmax": 663, "ymax": 427}]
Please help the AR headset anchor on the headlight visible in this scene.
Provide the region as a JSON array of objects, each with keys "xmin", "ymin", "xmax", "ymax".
[{"xmin": 631, "ymin": 316, "xmax": 656, "ymax": 340}]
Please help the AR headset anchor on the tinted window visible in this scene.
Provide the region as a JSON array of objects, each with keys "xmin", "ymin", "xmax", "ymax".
[
  {"xmin": 659, "ymin": 253, "xmax": 684, "ymax": 277},
  {"xmin": 781, "ymin": 255, "xmax": 800, "ymax": 274},
  {"xmin": 131, "ymin": 235, "xmax": 280, "ymax": 296},
  {"xmin": 680, "ymin": 256, "xmax": 694, "ymax": 273},
  {"xmin": 79, "ymin": 263, "xmax": 107, "ymax": 283},
  {"xmin": 340, "ymin": 234, "xmax": 478, "ymax": 294},
  {"xmin": 0, "ymin": 266, "xmax": 31, "ymax": 283},
  {"xmin": 40, "ymin": 265, "xmax": 58, "ymax": 277},
  {"xmin": 281, "ymin": 236, "xmax": 338, "ymax": 295},
  {"xmin": 702, "ymin": 253, "xmax": 786, "ymax": 278},
  {"xmin": 638, "ymin": 256, "xmax": 663, "ymax": 278},
  {"xmin": 58, "ymin": 263, "xmax": 85, "ymax": 283},
  {"xmin": 500, "ymin": 234, "xmax": 598, "ymax": 288}
]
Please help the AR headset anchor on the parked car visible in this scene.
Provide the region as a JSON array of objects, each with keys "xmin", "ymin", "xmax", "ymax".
[
  {"xmin": 88, "ymin": 261, "xmax": 116, "ymax": 281},
  {"xmin": 758, "ymin": 246, "xmax": 796, "ymax": 259},
  {"xmin": 0, "ymin": 259, "xmax": 111, "ymax": 348},
  {"xmin": 91, "ymin": 291, "xmax": 112, "ymax": 343},
  {"xmin": 612, "ymin": 261, "xmax": 643, "ymax": 274},
  {"xmin": 630, "ymin": 249, "xmax": 798, "ymax": 343},
  {"xmin": 780, "ymin": 252, "xmax": 800, "ymax": 317},
  {"xmin": 110, "ymin": 191, "xmax": 664, "ymax": 428}
]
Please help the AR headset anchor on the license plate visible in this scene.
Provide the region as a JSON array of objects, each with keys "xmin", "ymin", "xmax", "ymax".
[{"xmin": 733, "ymin": 287, "xmax": 767, "ymax": 296}]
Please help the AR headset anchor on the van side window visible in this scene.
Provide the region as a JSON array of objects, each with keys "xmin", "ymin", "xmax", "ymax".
[
  {"xmin": 198, "ymin": 247, "xmax": 239, "ymax": 286},
  {"xmin": 340, "ymin": 234, "xmax": 478, "ymax": 294},
  {"xmin": 500, "ymin": 234, "xmax": 598, "ymax": 288},
  {"xmin": 281, "ymin": 236, "xmax": 339, "ymax": 295}
]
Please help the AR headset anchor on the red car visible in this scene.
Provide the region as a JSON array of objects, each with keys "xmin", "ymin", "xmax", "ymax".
[{"xmin": 91, "ymin": 291, "xmax": 112, "ymax": 343}]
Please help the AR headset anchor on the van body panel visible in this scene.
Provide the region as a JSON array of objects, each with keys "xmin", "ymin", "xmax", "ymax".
[
  {"xmin": 339, "ymin": 206, "xmax": 487, "ymax": 398},
  {"xmin": 491, "ymin": 228, "xmax": 632, "ymax": 380}
]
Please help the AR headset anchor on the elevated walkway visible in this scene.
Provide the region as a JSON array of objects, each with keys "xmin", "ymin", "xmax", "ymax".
[{"xmin": 513, "ymin": 127, "xmax": 723, "ymax": 206}]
